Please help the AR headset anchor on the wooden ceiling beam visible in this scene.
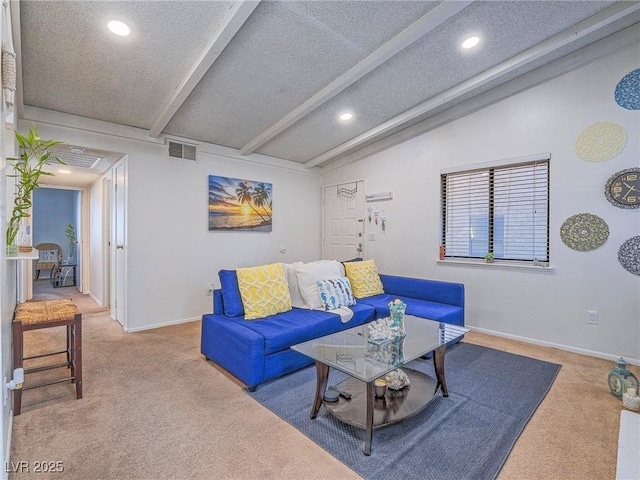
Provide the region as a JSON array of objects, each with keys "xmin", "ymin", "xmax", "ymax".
[
  {"xmin": 322, "ymin": 24, "xmax": 640, "ymax": 173},
  {"xmin": 148, "ymin": 1, "xmax": 260, "ymax": 138},
  {"xmin": 304, "ymin": 1, "xmax": 640, "ymax": 168},
  {"xmin": 239, "ymin": 0, "xmax": 474, "ymax": 155}
]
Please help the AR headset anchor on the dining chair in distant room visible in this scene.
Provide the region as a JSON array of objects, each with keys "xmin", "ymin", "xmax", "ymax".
[{"xmin": 34, "ymin": 243, "xmax": 61, "ymax": 280}]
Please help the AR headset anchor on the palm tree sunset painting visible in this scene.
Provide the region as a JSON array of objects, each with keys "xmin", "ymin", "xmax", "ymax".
[{"xmin": 208, "ymin": 175, "xmax": 273, "ymax": 231}]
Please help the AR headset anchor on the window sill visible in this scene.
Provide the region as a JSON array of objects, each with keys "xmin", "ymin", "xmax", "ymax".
[
  {"xmin": 436, "ymin": 258, "xmax": 555, "ymax": 273},
  {"xmin": 6, "ymin": 250, "xmax": 39, "ymax": 261}
]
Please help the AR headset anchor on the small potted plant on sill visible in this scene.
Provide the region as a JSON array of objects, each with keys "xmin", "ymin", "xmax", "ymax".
[
  {"xmin": 484, "ymin": 252, "xmax": 495, "ymax": 263},
  {"xmin": 5, "ymin": 126, "xmax": 64, "ymax": 256}
]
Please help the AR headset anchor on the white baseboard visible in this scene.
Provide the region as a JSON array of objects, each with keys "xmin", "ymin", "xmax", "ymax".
[
  {"xmin": 87, "ymin": 292, "xmax": 104, "ymax": 307},
  {"xmin": 123, "ymin": 316, "xmax": 200, "ymax": 333},
  {"xmin": 468, "ymin": 326, "xmax": 640, "ymax": 366}
]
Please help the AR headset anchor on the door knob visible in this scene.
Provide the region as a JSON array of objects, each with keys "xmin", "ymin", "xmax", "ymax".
[{"xmin": 116, "ymin": 244, "xmax": 124, "ymax": 250}]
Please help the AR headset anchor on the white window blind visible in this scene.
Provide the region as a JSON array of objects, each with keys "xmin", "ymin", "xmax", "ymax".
[{"xmin": 441, "ymin": 159, "xmax": 549, "ymax": 262}]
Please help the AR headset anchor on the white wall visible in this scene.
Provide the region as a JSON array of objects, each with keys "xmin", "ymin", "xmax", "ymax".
[
  {"xmin": 323, "ymin": 44, "xmax": 640, "ymax": 363},
  {"xmin": 23, "ymin": 111, "xmax": 323, "ymax": 331},
  {"xmin": 0, "ymin": 134, "xmax": 15, "ymax": 480}
]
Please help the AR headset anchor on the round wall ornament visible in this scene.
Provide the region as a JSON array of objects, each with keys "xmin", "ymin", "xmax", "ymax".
[
  {"xmin": 574, "ymin": 122, "xmax": 626, "ymax": 162},
  {"xmin": 560, "ymin": 213, "xmax": 609, "ymax": 251},
  {"xmin": 604, "ymin": 167, "xmax": 640, "ymax": 209},
  {"xmin": 618, "ymin": 236, "xmax": 640, "ymax": 275},
  {"xmin": 615, "ymin": 68, "xmax": 640, "ymax": 110}
]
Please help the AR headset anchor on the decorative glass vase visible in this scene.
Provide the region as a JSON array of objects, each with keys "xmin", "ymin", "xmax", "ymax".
[
  {"xmin": 17, "ymin": 223, "xmax": 32, "ymax": 253},
  {"xmin": 388, "ymin": 300, "xmax": 407, "ymax": 336},
  {"xmin": 5, "ymin": 221, "xmax": 19, "ymax": 256}
]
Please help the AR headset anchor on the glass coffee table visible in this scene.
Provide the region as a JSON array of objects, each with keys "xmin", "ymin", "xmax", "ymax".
[{"xmin": 291, "ymin": 315, "xmax": 468, "ymax": 455}]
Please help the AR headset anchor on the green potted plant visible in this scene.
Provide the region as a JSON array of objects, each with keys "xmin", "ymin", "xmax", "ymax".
[
  {"xmin": 484, "ymin": 252, "xmax": 495, "ymax": 263},
  {"xmin": 5, "ymin": 126, "xmax": 64, "ymax": 256},
  {"xmin": 65, "ymin": 223, "xmax": 77, "ymax": 263}
]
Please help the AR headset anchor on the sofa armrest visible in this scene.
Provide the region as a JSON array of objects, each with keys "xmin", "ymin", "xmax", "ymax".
[
  {"xmin": 201, "ymin": 313, "xmax": 266, "ymax": 388},
  {"xmin": 213, "ymin": 289, "xmax": 224, "ymax": 315},
  {"xmin": 379, "ymin": 274, "xmax": 464, "ymax": 308}
]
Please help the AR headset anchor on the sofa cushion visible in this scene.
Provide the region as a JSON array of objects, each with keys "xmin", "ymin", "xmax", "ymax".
[
  {"xmin": 360, "ymin": 293, "xmax": 464, "ymax": 326},
  {"xmin": 219, "ymin": 270, "xmax": 244, "ymax": 317},
  {"xmin": 344, "ymin": 259, "xmax": 384, "ymax": 298},
  {"xmin": 294, "ymin": 260, "xmax": 344, "ymax": 310},
  {"xmin": 235, "ymin": 303, "xmax": 375, "ymax": 355},
  {"xmin": 282, "ymin": 262, "xmax": 307, "ymax": 308},
  {"xmin": 316, "ymin": 277, "xmax": 356, "ymax": 310},
  {"xmin": 237, "ymin": 263, "xmax": 292, "ymax": 320}
]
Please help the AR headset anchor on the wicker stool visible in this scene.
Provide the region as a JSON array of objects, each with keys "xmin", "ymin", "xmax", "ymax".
[{"xmin": 12, "ymin": 299, "xmax": 82, "ymax": 415}]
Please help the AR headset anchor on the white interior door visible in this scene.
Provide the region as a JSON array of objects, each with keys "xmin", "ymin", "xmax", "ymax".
[
  {"xmin": 103, "ymin": 176, "xmax": 111, "ymax": 309},
  {"xmin": 323, "ymin": 182, "xmax": 365, "ymax": 261},
  {"xmin": 112, "ymin": 160, "xmax": 127, "ymax": 327}
]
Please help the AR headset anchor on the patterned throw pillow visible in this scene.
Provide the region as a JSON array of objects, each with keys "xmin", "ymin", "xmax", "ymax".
[
  {"xmin": 236, "ymin": 263, "xmax": 292, "ymax": 320},
  {"xmin": 316, "ymin": 277, "xmax": 356, "ymax": 311},
  {"xmin": 294, "ymin": 260, "xmax": 345, "ymax": 310},
  {"xmin": 343, "ymin": 259, "xmax": 384, "ymax": 298},
  {"xmin": 39, "ymin": 249, "xmax": 58, "ymax": 263}
]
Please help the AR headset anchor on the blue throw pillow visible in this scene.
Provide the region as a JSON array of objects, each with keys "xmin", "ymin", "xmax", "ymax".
[
  {"xmin": 219, "ymin": 270, "xmax": 244, "ymax": 317},
  {"xmin": 316, "ymin": 277, "xmax": 356, "ymax": 311}
]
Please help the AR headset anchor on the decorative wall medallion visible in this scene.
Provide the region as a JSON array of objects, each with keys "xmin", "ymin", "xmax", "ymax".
[
  {"xmin": 560, "ymin": 213, "xmax": 609, "ymax": 251},
  {"xmin": 615, "ymin": 68, "xmax": 640, "ymax": 110},
  {"xmin": 574, "ymin": 122, "xmax": 627, "ymax": 162},
  {"xmin": 604, "ymin": 167, "xmax": 640, "ymax": 209},
  {"xmin": 618, "ymin": 236, "xmax": 640, "ymax": 275}
]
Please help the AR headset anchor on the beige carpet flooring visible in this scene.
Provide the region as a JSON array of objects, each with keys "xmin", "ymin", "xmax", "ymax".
[{"xmin": 9, "ymin": 284, "xmax": 635, "ymax": 479}]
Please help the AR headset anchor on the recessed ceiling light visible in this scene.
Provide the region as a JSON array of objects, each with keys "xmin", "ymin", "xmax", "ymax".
[
  {"xmin": 339, "ymin": 112, "xmax": 353, "ymax": 121},
  {"xmin": 462, "ymin": 36, "xmax": 480, "ymax": 49},
  {"xmin": 58, "ymin": 169, "xmax": 72, "ymax": 174},
  {"xmin": 108, "ymin": 20, "xmax": 130, "ymax": 36}
]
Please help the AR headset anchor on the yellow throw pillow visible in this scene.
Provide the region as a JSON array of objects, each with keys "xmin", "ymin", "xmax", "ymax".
[
  {"xmin": 236, "ymin": 263, "xmax": 292, "ymax": 320},
  {"xmin": 343, "ymin": 260, "xmax": 384, "ymax": 298}
]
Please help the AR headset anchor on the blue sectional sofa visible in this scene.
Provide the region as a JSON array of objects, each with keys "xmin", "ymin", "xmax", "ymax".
[{"xmin": 201, "ymin": 271, "xmax": 464, "ymax": 390}]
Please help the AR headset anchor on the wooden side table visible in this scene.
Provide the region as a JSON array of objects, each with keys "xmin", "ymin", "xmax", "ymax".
[
  {"xmin": 12, "ymin": 299, "xmax": 82, "ymax": 415},
  {"xmin": 51, "ymin": 264, "xmax": 77, "ymax": 288}
]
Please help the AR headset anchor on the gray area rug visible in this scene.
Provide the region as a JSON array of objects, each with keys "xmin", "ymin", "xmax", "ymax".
[{"xmin": 246, "ymin": 342, "xmax": 561, "ymax": 480}]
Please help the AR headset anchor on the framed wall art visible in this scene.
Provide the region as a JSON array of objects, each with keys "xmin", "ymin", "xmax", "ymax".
[{"xmin": 208, "ymin": 175, "xmax": 272, "ymax": 232}]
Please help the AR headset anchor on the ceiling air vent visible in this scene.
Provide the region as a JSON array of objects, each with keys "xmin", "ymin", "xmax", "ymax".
[
  {"xmin": 167, "ymin": 140, "xmax": 197, "ymax": 161},
  {"xmin": 46, "ymin": 150, "xmax": 102, "ymax": 169}
]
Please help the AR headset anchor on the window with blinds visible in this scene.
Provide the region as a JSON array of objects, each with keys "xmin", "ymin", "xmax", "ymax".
[{"xmin": 441, "ymin": 158, "xmax": 549, "ymax": 262}]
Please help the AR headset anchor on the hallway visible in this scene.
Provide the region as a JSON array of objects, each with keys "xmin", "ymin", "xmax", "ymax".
[{"xmin": 32, "ymin": 279, "xmax": 108, "ymax": 315}]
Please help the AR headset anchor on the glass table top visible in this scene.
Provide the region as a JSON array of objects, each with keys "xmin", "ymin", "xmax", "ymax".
[{"xmin": 291, "ymin": 315, "xmax": 469, "ymax": 383}]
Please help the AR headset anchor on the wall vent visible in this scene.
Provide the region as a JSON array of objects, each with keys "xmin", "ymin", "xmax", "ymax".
[{"xmin": 167, "ymin": 140, "xmax": 197, "ymax": 161}]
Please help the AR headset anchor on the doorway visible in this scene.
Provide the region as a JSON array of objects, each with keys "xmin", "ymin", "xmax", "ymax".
[
  {"xmin": 32, "ymin": 187, "xmax": 83, "ymax": 296},
  {"xmin": 322, "ymin": 181, "xmax": 365, "ymax": 261}
]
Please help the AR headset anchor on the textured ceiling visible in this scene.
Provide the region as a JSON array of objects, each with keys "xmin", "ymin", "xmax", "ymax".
[{"xmin": 19, "ymin": 1, "xmax": 640, "ymax": 169}]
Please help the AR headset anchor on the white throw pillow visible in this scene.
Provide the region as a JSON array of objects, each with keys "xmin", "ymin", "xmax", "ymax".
[
  {"xmin": 294, "ymin": 260, "xmax": 344, "ymax": 310},
  {"xmin": 281, "ymin": 262, "xmax": 307, "ymax": 309}
]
